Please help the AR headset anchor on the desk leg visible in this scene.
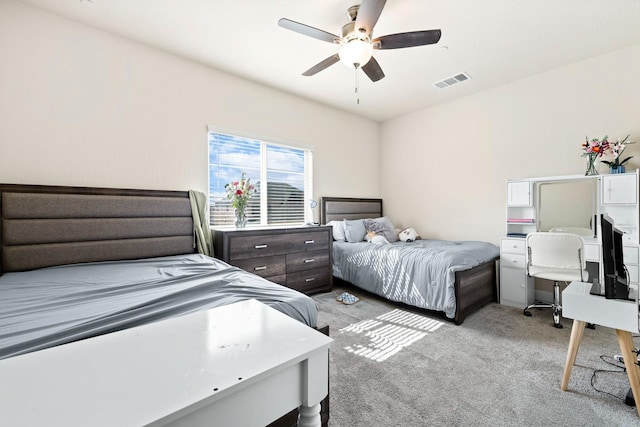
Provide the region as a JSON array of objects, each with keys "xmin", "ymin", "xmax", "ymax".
[
  {"xmin": 616, "ymin": 330, "xmax": 640, "ymax": 417},
  {"xmin": 298, "ymin": 351, "xmax": 328, "ymax": 427},
  {"xmin": 561, "ymin": 319, "xmax": 586, "ymax": 391},
  {"xmin": 298, "ymin": 403, "xmax": 321, "ymax": 427}
]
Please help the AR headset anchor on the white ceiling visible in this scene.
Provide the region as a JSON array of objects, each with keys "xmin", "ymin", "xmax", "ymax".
[{"xmin": 17, "ymin": 0, "xmax": 640, "ymax": 122}]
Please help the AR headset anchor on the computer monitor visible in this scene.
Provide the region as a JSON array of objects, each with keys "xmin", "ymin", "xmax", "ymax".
[{"xmin": 601, "ymin": 214, "xmax": 629, "ymax": 299}]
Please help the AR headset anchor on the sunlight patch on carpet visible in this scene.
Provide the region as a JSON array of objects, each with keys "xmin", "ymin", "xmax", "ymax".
[{"xmin": 339, "ymin": 309, "xmax": 444, "ymax": 362}]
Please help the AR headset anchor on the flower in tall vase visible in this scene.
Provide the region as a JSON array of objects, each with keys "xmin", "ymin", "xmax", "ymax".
[
  {"xmin": 602, "ymin": 135, "xmax": 635, "ymax": 174},
  {"xmin": 225, "ymin": 172, "xmax": 255, "ymax": 228},
  {"xmin": 581, "ymin": 135, "xmax": 610, "ymax": 176}
]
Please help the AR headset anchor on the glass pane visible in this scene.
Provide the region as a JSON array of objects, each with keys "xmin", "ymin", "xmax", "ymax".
[
  {"xmin": 209, "ymin": 132, "xmax": 261, "ymax": 226},
  {"xmin": 267, "ymin": 145, "xmax": 304, "ymax": 172},
  {"xmin": 209, "ymin": 131, "xmax": 311, "ymax": 226},
  {"xmin": 266, "ymin": 146, "xmax": 305, "ymax": 224}
]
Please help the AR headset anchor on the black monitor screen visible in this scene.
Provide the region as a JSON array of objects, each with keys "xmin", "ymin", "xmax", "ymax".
[{"xmin": 600, "ymin": 214, "xmax": 628, "ymax": 299}]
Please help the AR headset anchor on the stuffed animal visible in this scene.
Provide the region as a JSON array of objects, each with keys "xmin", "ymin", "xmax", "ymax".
[
  {"xmin": 366, "ymin": 230, "xmax": 390, "ymax": 245},
  {"xmin": 398, "ymin": 228, "xmax": 421, "ymax": 242}
]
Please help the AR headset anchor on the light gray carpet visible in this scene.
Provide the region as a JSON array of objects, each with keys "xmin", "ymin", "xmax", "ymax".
[{"xmin": 314, "ymin": 285, "xmax": 639, "ymax": 426}]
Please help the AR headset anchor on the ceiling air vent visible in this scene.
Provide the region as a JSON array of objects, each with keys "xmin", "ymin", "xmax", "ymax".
[{"xmin": 433, "ymin": 72, "xmax": 471, "ymax": 89}]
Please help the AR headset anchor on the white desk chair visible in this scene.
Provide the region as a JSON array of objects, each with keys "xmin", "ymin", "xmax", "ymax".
[
  {"xmin": 549, "ymin": 226, "xmax": 593, "ymax": 237},
  {"xmin": 524, "ymin": 232, "xmax": 587, "ymax": 328}
]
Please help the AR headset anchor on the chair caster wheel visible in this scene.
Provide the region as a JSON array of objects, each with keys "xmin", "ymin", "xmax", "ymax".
[
  {"xmin": 587, "ymin": 323, "xmax": 596, "ymax": 330},
  {"xmin": 523, "ymin": 310, "xmax": 532, "ymax": 317},
  {"xmin": 553, "ymin": 323, "xmax": 563, "ymax": 329}
]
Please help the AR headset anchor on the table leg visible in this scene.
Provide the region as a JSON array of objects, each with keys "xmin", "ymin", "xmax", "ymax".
[
  {"xmin": 298, "ymin": 403, "xmax": 321, "ymax": 427},
  {"xmin": 616, "ymin": 330, "xmax": 640, "ymax": 417},
  {"xmin": 561, "ymin": 319, "xmax": 586, "ymax": 391}
]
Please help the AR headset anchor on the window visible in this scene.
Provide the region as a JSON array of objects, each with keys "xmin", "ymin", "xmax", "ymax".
[{"xmin": 208, "ymin": 130, "xmax": 313, "ymax": 226}]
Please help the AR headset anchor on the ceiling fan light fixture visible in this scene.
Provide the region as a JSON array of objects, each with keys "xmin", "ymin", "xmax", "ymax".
[{"xmin": 338, "ymin": 39, "xmax": 373, "ymax": 69}]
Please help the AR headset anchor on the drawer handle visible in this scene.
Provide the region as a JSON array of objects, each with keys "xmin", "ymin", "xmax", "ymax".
[
  {"xmin": 305, "ymin": 277, "xmax": 316, "ymax": 282},
  {"xmin": 254, "ymin": 266, "xmax": 267, "ymax": 271},
  {"xmin": 255, "ymin": 244, "xmax": 268, "ymax": 249},
  {"xmin": 305, "ymin": 240, "xmax": 315, "ymax": 244},
  {"xmin": 304, "ymin": 259, "xmax": 315, "ymax": 263},
  {"xmin": 511, "ymin": 259, "xmax": 518, "ymax": 263}
]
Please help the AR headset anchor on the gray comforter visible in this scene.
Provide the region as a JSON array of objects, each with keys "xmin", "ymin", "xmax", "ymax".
[
  {"xmin": 333, "ymin": 239, "xmax": 500, "ymax": 318},
  {"xmin": 0, "ymin": 254, "xmax": 317, "ymax": 359}
]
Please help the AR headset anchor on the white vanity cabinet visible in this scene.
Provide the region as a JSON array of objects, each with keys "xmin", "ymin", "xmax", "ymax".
[
  {"xmin": 500, "ymin": 237, "xmax": 534, "ymax": 308},
  {"xmin": 601, "ymin": 173, "xmax": 640, "ymax": 291},
  {"xmin": 501, "ymin": 170, "xmax": 639, "ymax": 308}
]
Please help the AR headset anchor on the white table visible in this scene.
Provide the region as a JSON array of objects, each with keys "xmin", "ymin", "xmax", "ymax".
[
  {"xmin": 0, "ymin": 299, "xmax": 332, "ymax": 427},
  {"xmin": 561, "ymin": 281, "xmax": 640, "ymax": 416}
]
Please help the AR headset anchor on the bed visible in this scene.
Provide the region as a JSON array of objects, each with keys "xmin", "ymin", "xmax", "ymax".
[
  {"xmin": 321, "ymin": 197, "xmax": 500, "ymax": 324},
  {"xmin": 0, "ymin": 183, "xmax": 328, "ymax": 426}
]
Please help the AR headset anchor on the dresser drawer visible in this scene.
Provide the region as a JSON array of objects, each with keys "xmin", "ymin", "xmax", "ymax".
[
  {"xmin": 228, "ymin": 234, "xmax": 291, "ymax": 260},
  {"xmin": 213, "ymin": 226, "xmax": 333, "ymax": 295},
  {"xmin": 501, "ymin": 238, "xmax": 526, "ymax": 254},
  {"xmin": 287, "ymin": 231, "xmax": 330, "ymax": 253},
  {"xmin": 286, "ymin": 249, "xmax": 329, "ymax": 273},
  {"xmin": 232, "ymin": 255, "xmax": 286, "ymax": 278},
  {"xmin": 501, "ymin": 253, "xmax": 526, "ymax": 270},
  {"xmin": 265, "ymin": 274, "xmax": 287, "ymax": 286},
  {"xmin": 287, "ymin": 267, "xmax": 331, "ymax": 293},
  {"xmin": 584, "ymin": 243, "xmax": 600, "ymax": 262},
  {"xmin": 623, "ymin": 246, "xmax": 639, "ymax": 264}
]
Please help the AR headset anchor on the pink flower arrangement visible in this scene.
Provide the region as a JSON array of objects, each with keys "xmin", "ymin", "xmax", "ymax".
[
  {"xmin": 581, "ymin": 135, "xmax": 610, "ymax": 157},
  {"xmin": 225, "ymin": 172, "xmax": 255, "ymax": 210}
]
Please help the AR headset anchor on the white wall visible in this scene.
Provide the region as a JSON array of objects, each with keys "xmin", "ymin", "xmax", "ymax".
[
  {"xmin": 0, "ymin": 0, "xmax": 380, "ymax": 215},
  {"xmin": 380, "ymin": 44, "xmax": 640, "ymax": 245}
]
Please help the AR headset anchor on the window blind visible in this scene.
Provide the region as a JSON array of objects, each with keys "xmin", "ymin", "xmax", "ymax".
[{"xmin": 208, "ymin": 131, "xmax": 313, "ymax": 227}]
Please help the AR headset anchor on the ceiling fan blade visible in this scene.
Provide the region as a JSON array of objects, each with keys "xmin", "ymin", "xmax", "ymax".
[
  {"xmin": 373, "ymin": 30, "xmax": 442, "ymax": 49},
  {"xmin": 354, "ymin": 0, "xmax": 386, "ymax": 36},
  {"xmin": 361, "ymin": 56, "xmax": 385, "ymax": 82},
  {"xmin": 278, "ymin": 18, "xmax": 340, "ymax": 44},
  {"xmin": 302, "ymin": 54, "xmax": 340, "ymax": 76}
]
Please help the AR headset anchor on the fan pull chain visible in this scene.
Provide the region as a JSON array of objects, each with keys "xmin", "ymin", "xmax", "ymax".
[{"xmin": 355, "ymin": 67, "xmax": 360, "ymax": 104}]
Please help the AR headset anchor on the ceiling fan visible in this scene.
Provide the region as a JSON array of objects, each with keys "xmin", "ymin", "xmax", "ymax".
[{"xmin": 278, "ymin": 0, "xmax": 442, "ymax": 82}]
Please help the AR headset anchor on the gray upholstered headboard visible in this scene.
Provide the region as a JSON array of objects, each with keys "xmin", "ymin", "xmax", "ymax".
[
  {"xmin": 321, "ymin": 197, "xmax": 383, "ymax": 224},
  {"xmin": 0, "ymin": 184, "xmax": 196, "ymax": 273}
]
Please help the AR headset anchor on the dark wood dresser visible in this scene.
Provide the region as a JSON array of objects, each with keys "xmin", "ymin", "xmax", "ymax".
[{"xmin": 213, "ymin": 225, "xmax": 333, "ymax": 295}]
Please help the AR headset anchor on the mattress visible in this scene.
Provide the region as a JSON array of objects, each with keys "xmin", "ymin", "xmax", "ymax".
[
  {"xmin": 332, "ymin": 239, "xmax": 500, "ymax": 318},
  {"xmin": 0, "ymin": 254, "xmax": 317, "ymax": 359}
]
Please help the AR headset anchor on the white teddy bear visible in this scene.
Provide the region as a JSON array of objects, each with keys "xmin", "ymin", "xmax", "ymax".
[{"xmin": 398, "ymin": 228, "xmax": 421, "ymax": 242}]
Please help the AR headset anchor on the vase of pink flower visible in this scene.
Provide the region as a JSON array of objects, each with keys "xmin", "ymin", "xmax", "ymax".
[
  {"xmin": 581, "ymin": 136, "xmax": 610, "ymax": 176},
  {"xmin": 225, "ymin": 172, "xmax": 255, "ymax": 228}
]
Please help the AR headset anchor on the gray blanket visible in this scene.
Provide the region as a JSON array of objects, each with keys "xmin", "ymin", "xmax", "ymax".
[
  {"xmin": 0, "ymin": 254, "xmax": 317, "ymax": 359},
  {"xmin": 333, "ymin": 239, "xmax": 499, "ymax": 318}
]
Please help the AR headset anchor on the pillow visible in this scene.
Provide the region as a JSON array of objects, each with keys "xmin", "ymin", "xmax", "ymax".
[
  {"xmin": 364, "ymin": 217, "xmax": 398, "ymax": 243},
  {"xmin": 343, "ymin": 219, "xmax": 367, "ymax": 243},
  {"xmin": 327, "ymin": 220, "xmax": 346, "ymax": 242}
]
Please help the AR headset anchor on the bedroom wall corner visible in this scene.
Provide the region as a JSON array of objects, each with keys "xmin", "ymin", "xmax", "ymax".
[
  {"xmin": 0, "ymin": 0, "xmax": 380, "ymax": 207},
  {"xmin": 379, "ymin": 43, "xmax": 640, "ymax": 245}
]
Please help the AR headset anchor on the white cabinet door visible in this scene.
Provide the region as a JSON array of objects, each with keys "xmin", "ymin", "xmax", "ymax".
[
  {"xmin": 602, "ymin": 174, "xmax": 637, "ymax": 205},
  {"xmin": 500, "ymin": 267, "xmax": 527, "ymax": 307},
  {"xmin": 507, "ymin": 181, "xmax": 532, "ymax": 206}
]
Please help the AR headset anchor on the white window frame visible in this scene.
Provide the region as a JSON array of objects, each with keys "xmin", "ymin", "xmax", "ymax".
[{"xmin": 207, "ymin": 127, "xmax": 314, "ymax": 227}]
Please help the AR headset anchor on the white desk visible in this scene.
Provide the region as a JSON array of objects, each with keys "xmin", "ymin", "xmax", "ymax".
[
  {"xmin": 0, "ymin": 299, "xmax": 332, "ymax": 427},
  {"xmin": 561, "ymin": 281, "xmax": 640, "ymax": 416}
]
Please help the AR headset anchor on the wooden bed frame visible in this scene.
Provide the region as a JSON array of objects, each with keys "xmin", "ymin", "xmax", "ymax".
[
  {"xmin": 321, "ymin": 196, "xmax": 498, "ymax": 324},
  {"xmin": 0, "ymin": 183, "xmax": 329, "ymax": 427}
]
